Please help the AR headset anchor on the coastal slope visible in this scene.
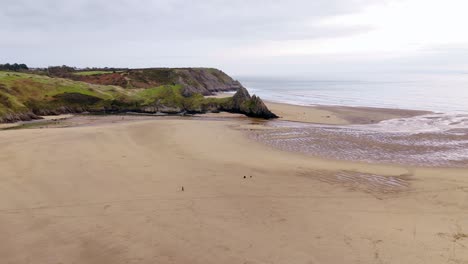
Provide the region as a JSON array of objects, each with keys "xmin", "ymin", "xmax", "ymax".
[
  {"xmin": 0, "ymin": 68, "xmax": 276, "ymax": 122},
  {"xmin": 48, "ymin": 67, "xmax": 242, "ymax": 95}
]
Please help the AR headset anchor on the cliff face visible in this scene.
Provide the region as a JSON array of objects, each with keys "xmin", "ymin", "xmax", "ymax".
[
  {"xmin": 0, "ymin": 69, "xmax": 277, "ymax": 123},
  {"xmin": 175, "ymin": 68, "xmax": 243, "ymax": 96}
]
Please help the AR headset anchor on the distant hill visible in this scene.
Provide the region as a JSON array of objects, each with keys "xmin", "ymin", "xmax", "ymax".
[{"xmin": 0, "ymin": 67, "xmax": 277, "ymax": 123}]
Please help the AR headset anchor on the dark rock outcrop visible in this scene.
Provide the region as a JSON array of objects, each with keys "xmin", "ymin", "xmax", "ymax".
[
  {"xmin": 223, "ymin": 87, "xmax": 278, "ymax": 119},
  {"xmin": 0, "ymin": 111, "xmax": 41, "ymax": 123}
]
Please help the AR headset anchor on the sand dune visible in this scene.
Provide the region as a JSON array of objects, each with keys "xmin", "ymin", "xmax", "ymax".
[{"xmin": 1, "ymin": 118, "xmax": 468, "ymax": 263}]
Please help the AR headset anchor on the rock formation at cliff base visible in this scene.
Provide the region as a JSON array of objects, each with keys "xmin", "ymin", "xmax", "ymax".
[{"xmin": 223, "ymin": 87, "xmax": 278, "ymax": 119}]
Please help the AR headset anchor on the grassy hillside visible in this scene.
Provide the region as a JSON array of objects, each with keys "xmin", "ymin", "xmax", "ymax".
[
  {"xmin": 52, "ymin": 67, "xmax": 241, "ymax": 95},
  {"xmin": 0, "ymin": 71, "xmax": 122, "ymax": 116},
  {"xmin": 73, "ymin": 71, "xmax": 117, "ymax": 76},
  {"xmin": 0, "ymin": 71, "xmax": 232, "ymax": 122}
]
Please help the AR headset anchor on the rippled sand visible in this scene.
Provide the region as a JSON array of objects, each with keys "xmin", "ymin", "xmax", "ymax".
[{"xmin": 298, "ymin": 170, "xmax": 411, "ymax": 194}]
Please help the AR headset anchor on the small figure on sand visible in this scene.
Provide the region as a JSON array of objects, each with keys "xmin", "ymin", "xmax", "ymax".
[{"xmin": 181, "ymin": 186, "xmax": 184, "ymax": 191}]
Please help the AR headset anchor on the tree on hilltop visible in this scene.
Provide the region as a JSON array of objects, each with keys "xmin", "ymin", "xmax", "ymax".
[{"xmin": 0, "ymin": 63, "xmax": 29, "ymax": 71}]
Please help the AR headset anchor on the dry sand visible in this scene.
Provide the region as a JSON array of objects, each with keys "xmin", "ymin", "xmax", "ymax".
[
  {"xmin": 1, "ymin": 116, "xmax": 467, "ymax": 264},
  {"xmin": 266, "ymin": 102, "xmax": 349, "ymax": 124},
  {"xmin": 266, "ymin": 102, "xmax": 431, "ymax": 124}
]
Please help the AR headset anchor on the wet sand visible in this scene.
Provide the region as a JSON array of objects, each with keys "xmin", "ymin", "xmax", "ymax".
[
  {"xmin": 1, "ymin": 114, "xmax": 468, "ymax": 264},
  {"xmin": 0, "ymin": 114, "xmax": 74, "ymax": 130},
  {"xmin": 251, "ymin": 120, "xmax": 468, "ymax": 168}
]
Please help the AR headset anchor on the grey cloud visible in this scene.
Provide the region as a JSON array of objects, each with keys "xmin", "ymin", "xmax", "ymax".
[
  {"xmin": 1, "ymin": 0, "xmax": 374, "ymax": 40},
  {"xmin": 0, "ymin": 0, "xmax": 404, "ymax": 73}
]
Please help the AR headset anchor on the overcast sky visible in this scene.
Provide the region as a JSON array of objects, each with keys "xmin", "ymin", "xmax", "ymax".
[{"xmin": 1, "ymin": 0, "xmax": 468, "ymax": 77}]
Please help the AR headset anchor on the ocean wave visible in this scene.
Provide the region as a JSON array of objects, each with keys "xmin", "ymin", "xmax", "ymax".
[{"xmin": 351, "ymin": 113, "xmax": 468, "ymax": 134}]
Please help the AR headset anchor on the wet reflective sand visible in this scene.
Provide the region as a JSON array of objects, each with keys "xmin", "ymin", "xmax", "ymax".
[{"xmin": 251, "ymin": 114, "xmax": 468, "ymax": 167}]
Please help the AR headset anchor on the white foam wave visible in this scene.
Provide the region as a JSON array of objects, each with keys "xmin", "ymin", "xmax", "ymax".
[{"xmin": 351, "ymin": 113, "xmax": 468, "ymax": 134}]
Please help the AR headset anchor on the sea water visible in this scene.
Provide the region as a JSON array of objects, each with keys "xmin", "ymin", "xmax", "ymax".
[
  {"xmin": 239, "ymin": 73, "xmax": 468, "ymax": 113},
  {"xmin": 240, "ymin": 73, "xmax": 468, "ymax": 166}
]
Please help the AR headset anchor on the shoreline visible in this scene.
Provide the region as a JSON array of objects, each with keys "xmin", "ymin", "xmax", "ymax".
[
  {"xmin": 1, "ymin": 98, "xmax": 465, "ymax": 169},
  {"xmin": 2, "ymin": 111, "xmax": 466, "ymax": 169},
  {"xmin": 206, "ymin": 92, "xmax": 432, "ymax": 125},
  {"xmin": 0, "ymin": 101, "xmax": 431, "ymax": 128},
  {"xmin": 1, "ymin": 93, "xmax": 432, "ymax": 128}
]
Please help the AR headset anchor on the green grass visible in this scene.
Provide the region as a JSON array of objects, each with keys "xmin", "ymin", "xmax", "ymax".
[
  {"xmin": 136, "ymin": 85, "xmax": 183, "ymax": 104},
  {"xmin": 0, "ymin": 71, "xmax": 129, "ymax": 116},
  {"xmin": 42, "ymin": 81, "xmax": 115, "ymax": 100},
  {"xmin": 134, "ymin": 85, "xmax": 229, "ymax": 112},
  {"xmin": 0, "ymin": 71, "xmax": 124, "ymax": 101},
  {"xmin": 73, "ymin": 71, "xmax": 114, "ymax": 76}
]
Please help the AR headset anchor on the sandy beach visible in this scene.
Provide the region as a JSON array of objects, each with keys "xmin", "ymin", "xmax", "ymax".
[
  {"xmin": 3, "ymin": 0, "xmax": 468, "ymax": 262},
  {"xmin": 1, "ymin": 106, "xmax": 468, "ymax": 264}
]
